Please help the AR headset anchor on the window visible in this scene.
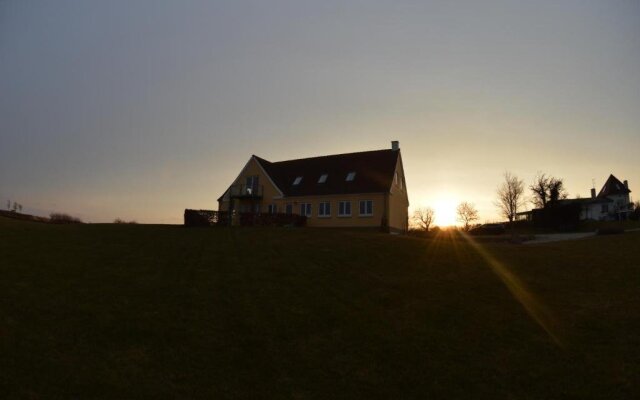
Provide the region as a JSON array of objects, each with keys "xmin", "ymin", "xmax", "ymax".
[
  {"xmin": 318, "ymin": 174, "xmax": 328, "ymax": 183},
  {"xmin": 318, "ymin": 201, "xmax": 331, "ymax": 217},
  {"xmin": 300, "ymin": 203, "xmax": 312, "ymax": 217},
  {"xmin": 245, "ymin": 175, "xmax": 259, "ymax": 195},
  {"xmin": 359, "ymin": 200, "xmax": 373, "ymax": 216},
  {"xmin": 346, "ymin": 172, "xmax": 356, "ymax": 182},
  {"xmin": 601, "ymin": 204, "xmax": 609, "ymax": 213},
  {"xmin": 394, "ymin": 171, "xmax": 402, "ymax": 189},
  {"xmin": 246, "ymin": 175, "xmax": 259, "ymax": 189},
  {"xmin": 268, "ymin": 204, "xmax": 278, "ymax": 214},
  {"xmin": 285, "ymin": 203, "xmax": 293, "ymax": 215},
  {"xmin": 338, "ymin": 201, "xmax": 352, "ymax": 216},
  {"xmin": 293, "ymin": 176, "xmax": 303, "ymax": 185}
]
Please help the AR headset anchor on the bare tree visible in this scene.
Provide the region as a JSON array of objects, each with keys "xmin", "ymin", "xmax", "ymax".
[
  {"xmin": 412, "ymin": 207, "xmax": 435, "ymax": 232},
  {"xmin": 495, "ymin": 172, "xmax": 525, "ymax": 223},
  {"xmin": 530, "ymin": 172, "xmax": 568, "ymax": 208},
  {"xmin": 456, "ymin": 202, "xmax": 479, "ymax": 231}
]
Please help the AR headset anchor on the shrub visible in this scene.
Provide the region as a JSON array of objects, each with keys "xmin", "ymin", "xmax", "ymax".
[
  {"xmin": 631, "ymin": 202, "xmax": 640, "ymax": 221},
  {"xmin": 49, "ymin": 213, "xmax": 82, "ymax": 224},
  {"xmin": 114, "ymin": 218, "xmax": 137, "ymax": 224}
]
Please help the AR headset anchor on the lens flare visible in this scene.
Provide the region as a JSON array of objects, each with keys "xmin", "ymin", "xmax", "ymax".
[{"xmin": 459, "ymin": 232, "xmax": 564, "ymax": 347}]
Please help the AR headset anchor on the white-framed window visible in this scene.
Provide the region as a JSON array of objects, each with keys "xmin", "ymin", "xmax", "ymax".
[
  {"xmin": 338, "ymin": 201, "xmax": 352, "ymax": 216},
  {"xmin": 318, "ymin": 201, "xmax": 331, "ymax": 217},
  {"xmin": 293, "ymin": 176, "xmax": 303, "ymax": 185},
  {"xmin": 346, "ymin": 172, "xmax": 356, "ymax": 182},
  {"xmin": 300, "ymin": 203, "xmax": 312, "ymax": 217},
  {"xmin": 318, "ymin": 174, "xmax": 328, "ymax": 184},
  {"xmin": 285, "ymin": 203, "xmax": 293, "ymax": 215},
  {"xmin": 267, "ymin": 204, "xmax": 278, "ymax": 214},
  {"xmin": 359, "ymin": 200, "xmax": 373, "ymax": 216}
]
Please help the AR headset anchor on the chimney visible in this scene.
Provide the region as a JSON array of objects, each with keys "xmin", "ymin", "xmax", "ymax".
[
  {"xmin": 391, "ymin": 140, "xmax": 399, "ymax": 151},
  {"xmin": 590, "ymin": 188, "xmax": 596, "ymax": 199},
  {"xmin": 624, "ymin": 180, "xmax": 629, "ymax": 189}
]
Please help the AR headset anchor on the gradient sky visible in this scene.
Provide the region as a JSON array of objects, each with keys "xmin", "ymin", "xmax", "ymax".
[{"xmin": 1, "ymin": 0, "xmax": 639, "ymax": 224}]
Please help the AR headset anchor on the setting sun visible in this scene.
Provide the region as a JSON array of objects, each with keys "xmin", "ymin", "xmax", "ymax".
[{"xmin": 433, "ymin": 196, "xmax": 459, "ymax": 227}]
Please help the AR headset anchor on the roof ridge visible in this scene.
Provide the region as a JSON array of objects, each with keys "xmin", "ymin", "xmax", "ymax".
[{"xmin": 269, "ymin": 148, "xmax": 395, "ymax": 165}]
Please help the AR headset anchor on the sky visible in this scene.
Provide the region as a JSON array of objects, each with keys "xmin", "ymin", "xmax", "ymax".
[{"xmin": 1, "ymin": 0, "xmax": 639, "ymax": 225}]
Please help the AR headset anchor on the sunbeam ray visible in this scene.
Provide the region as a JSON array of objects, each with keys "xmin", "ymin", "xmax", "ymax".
[{"xmin": 460, "ymin": 232, "xmax": 564, "ymax": 347}]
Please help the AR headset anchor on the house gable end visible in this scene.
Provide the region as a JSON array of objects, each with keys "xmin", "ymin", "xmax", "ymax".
[{"xmin": 217, "ymin": 156, "xmax": 283, "ymax": 202}]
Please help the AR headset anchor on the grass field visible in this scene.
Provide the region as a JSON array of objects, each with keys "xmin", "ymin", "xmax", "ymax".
[{"xmin": 1, "ymin": 216, "xmax": 639, "ymax": 399}]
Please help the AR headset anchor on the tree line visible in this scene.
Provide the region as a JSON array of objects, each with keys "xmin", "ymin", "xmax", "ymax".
[{"xmin": 412, "ymin": 171, "xmax": 573, "ymax": 232}]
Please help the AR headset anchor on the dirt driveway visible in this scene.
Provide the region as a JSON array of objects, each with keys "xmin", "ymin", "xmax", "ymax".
[{"xmin": 525, "ymin": 232, "xmax": 597, "ymax": 244}]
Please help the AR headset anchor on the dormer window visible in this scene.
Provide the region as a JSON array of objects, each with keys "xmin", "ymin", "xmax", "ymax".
[
  {"xmin": 318, "ymin": 174, "xmax": 328, "ymax": 184},
  {"xmin": 346, "ymin": 172, "xmax": 356, "ymax": 182},
  {"xmin": 293, "ymin": 176, "xmax": 303, "ymax": 185}
]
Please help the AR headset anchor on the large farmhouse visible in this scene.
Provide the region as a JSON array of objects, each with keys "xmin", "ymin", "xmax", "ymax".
[{"xmin": 217, "ymin": 142, "xmax": 409, "ymax": 232}]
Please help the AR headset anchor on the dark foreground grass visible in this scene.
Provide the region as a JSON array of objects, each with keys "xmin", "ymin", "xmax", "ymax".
[{"xmin": 1, "ymin": 217, "xmax": 639, "ymax": 399}]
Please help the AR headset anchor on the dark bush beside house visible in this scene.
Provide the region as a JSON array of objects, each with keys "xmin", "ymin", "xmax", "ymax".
[
  {"xmin": 631, "ymin": 202, "xmax": 640, "ymax": 221},
  {"xmin": 531, "ymin": 203, "xmax": 581, "ymax": 231},
  {"xmin": 184, "ymin": 209, "xmax": 228, "ymax": 227},
  {"xmin": 469, "ymin": 223, "xmax": 506, "ymax": 236},
  {"xmin": 184, "ymin": 209, "xmax": 305, "ymax": 227}
]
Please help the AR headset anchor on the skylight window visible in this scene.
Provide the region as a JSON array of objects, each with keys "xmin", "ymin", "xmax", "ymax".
[
  {"xmin": 293, "ymin": 176, "xmax": 303, "ymax": 185},
  {"xmin": 346, "ymin": 172, "xmax": 356, "ymax": 182},
  {"xmin": 318, "ymin": 174, "xmax": 328, "ymax": 184}
]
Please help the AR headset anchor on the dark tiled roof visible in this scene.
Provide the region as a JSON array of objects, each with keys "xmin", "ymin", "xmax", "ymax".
[
  {"xmin": 255, "ymin": 149, "xmax": 400, "ymax": 197},
  {"xmin": 597, "ymin": 174, "xmax": 631, "ymax": 198},
  {"xmin": 557, "ymin": 198, "xmax": 611, "ymax": 205}
]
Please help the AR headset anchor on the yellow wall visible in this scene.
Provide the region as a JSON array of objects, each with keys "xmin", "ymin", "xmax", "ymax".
[
  {"xmin": 275, "ymin": 193, "xmax": 386, "ymax": 228},
  {"xmin": 387, "ymin": 152, "xmax": 409, "ymax": 232},
  {"xmin": 218, "ymin": 157, "xmax": 282, "ymax": 212}
]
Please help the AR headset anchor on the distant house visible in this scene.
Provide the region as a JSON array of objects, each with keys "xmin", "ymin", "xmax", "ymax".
[
  {"xmin": 575, "ymin": 174, "xmax": 633, "ymax": 220},
  {"xmin": 217, "ymin": 141, "xmax": 409, "ymax": 233},
  {"xmin": 517, "ymin": 174, "xmax": 633, "ymax": 222}
]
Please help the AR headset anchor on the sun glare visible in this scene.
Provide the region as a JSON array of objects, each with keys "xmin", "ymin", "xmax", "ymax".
[{"xmin": 434, "ymin": 196, "xmax": 458, "ymax": 227}]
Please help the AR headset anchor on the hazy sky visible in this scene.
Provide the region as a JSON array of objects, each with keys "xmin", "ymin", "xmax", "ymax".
[{"xmin": 1, "ymin": 0, "xmax": 639, "ymax": 224}]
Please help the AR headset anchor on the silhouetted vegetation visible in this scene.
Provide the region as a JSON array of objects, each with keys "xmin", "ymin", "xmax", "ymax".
[
  {"xmin": 412, "ymin": 207, "xmax": 435, "ymax": 232},
  {"xmin": 456, "ymin": 201, "xmax": 479, "ymax": 231},
  {"xmin": 631, "ymin": 201, "xmax": 640, "ymax": 221},
  {"xmin": 49, "ymin": 213, "xmax": 82, "ymax": 224},
  {"xmin": 6, "ymin": 200, "xmax": 23, "ymax": 213},
  {"xmin": 495, "ymin": 172, "xmax": 525, "ymax": 223},
  {"xmin": 113, "ymin": 218, "xmax": 137, "ymax": 224},
  {"xmin": 531, "ymin": 203, "xmax": 581, "ymax": 231},
  {"xmin": 530, "ymin": 173, "xmax": 568, "ymax": 208},
  {"xmin": 183, "ymin": 209, "xmax": 306, "ymax": 227}
]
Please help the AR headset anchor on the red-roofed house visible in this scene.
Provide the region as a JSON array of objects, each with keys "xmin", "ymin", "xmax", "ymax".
[{"xmin": 217, "ymin": 141, "xmax": 409, "ymax": 232}]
